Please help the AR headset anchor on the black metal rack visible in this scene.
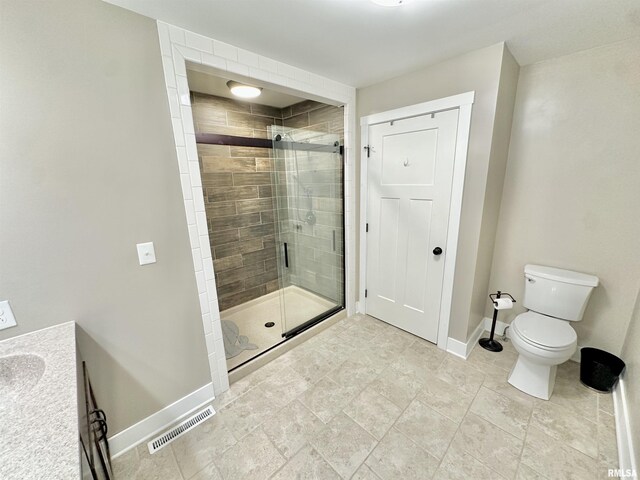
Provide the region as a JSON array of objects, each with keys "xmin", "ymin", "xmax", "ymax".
[{"xmin": 480, "ymin": 291, "xmax": 516, "ymax": 352}]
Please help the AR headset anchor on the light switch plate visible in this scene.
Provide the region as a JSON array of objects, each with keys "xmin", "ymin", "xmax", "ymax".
[
  {"xmin": 136, "ymin": 242, "xmax": 157, "ymax": 266},
  {"xmin": 0, "ymin": 300, "xmax": 17, "ymax": 330}
]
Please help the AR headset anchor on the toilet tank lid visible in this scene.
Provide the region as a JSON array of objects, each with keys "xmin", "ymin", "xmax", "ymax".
[{"xmin": 525, "ymin": 264, "xmax": 599, "ymax": 287}]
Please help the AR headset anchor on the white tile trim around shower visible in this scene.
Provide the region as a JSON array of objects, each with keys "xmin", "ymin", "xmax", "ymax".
[{"xmin": 156, "ymin": 21, "xmax": 357, "ymax": 396}]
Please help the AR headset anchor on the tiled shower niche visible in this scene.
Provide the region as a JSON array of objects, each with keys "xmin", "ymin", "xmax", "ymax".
[{"xmin": 191, "ymin": 92, "xmax": 344, "ymax": 312}]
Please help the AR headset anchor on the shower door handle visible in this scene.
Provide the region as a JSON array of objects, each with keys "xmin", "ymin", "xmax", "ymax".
[{"xmin": 284, "ymin": 243, "xmax": 289, "ymax": 268}]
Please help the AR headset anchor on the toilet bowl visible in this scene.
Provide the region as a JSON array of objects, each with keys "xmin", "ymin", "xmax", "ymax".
[
  {"xmin": 506, "ymin": 264, "xmax": 598, "ymax": 400},
  {"xmin": 508, "ymin": 312, "xmax": 577, "ymax": 399}
]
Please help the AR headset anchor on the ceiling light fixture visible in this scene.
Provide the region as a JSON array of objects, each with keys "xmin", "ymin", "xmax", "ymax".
[
  {"xmin": 370, "ymin": 0, "xmax": 408, "ymax": 7},
  {"xmin": 227, "ymin": 81, "xmax": 262, "ymax": 98}
]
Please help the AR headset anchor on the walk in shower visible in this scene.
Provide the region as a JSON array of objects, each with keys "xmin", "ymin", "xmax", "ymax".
[{"xmin": 190, "ymin": 87, "xmax": 345, "ymax": 370}]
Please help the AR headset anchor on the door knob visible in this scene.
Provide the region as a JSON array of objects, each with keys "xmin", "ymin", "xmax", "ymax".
[{"xmin": 433, "ymin": 247, "xmax": 443, "ymax": 255}]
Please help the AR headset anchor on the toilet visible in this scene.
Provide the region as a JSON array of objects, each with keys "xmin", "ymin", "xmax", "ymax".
[{"xmin": 508, "ymin": 264, "xmax": 599, "ymax": 400}]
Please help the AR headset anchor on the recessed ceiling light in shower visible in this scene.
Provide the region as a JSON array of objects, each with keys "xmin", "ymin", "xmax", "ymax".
[{"xmin": 227, "ymin": 81, "xmax": 262, "ymax": 99}]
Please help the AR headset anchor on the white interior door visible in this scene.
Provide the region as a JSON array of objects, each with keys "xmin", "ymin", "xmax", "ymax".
[{"xmin": 365, "ymin": 109, "xmax": 459, "ymax": 342}]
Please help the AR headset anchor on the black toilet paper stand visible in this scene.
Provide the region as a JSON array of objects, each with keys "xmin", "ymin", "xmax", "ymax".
[{"xmin": 480, "ymin": 291, "xmax": 516, "ymax": 352}]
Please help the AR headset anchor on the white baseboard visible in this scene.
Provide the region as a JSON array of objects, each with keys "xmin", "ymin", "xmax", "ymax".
[
  {"xmin": 109, "ymin": 383, "xmax": 215, "ymax": 458},
  {"xmin": 447, "ymin": 317, "xmax": 486, "ymax": 359},
  {"xmin": 446, "ymin": 337, "xmax": 467, "ymax": 359},
  {"xmin": 613, "ymin": 375, "xmax": 638, "ymax": 479},
  {"xmin": 483, "ymin": 316, "xmax": 510, "ymax": 336},
  {"xmin": 571, "ymin": 347, "xmax": 582, "ymax": 363}
]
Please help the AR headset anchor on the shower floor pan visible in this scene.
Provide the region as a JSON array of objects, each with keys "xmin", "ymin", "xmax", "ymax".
[{"xmin": 222, "ymin": 285, "xmax": 336, "ymax": 370}]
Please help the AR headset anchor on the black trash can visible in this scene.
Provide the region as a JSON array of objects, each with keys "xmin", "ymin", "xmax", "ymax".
[{"xmin": 580, "ymin": 347, "xmax": 625, "ymax": 393}]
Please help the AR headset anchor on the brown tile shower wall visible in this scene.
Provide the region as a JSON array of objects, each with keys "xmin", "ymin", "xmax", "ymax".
[
  {"xmin": 192, "ymin": 92, "xmax": 282, "ymax": 311},
  {"xmin": 281, "ymin": 100, "xmax": 344, "ymax": 139}
]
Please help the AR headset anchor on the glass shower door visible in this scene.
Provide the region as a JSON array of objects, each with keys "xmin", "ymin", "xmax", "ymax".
[{"xmin": 270, "ymin": 126, "xmax": 345, "ymax": 337}]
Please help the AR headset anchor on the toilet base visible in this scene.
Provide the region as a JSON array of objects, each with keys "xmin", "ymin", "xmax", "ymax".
[{"xmin": 508, "ymin": 356, "xmax": 558, "ymax": 400}]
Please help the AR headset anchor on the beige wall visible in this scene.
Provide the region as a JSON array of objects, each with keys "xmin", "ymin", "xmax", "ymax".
[
  {"xmin": 0, "ymin": 0, "xmax": 211, "ymax": 434},
  {"xmin": 357, "ymin": 43, "xmax": 519, "ymax": 342},
  {"xmin": 486, "ymin": 37, "xmax": 640, "ymax": 355},
  {"xmin": 621, "ymin": 287, "xmax": 640, "ymax": 463},
  {"xmin": 467, "ymin": 46, "xmax": 520, "ymax": 337}
]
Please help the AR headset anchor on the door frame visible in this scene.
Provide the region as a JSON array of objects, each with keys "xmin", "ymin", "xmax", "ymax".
[{"xmin": 358, "ymin": 92, "xmax": 474, "ymax": 350}]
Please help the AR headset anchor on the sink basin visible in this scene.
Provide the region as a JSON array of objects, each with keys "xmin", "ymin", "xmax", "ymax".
[{"xmin": 0, "ymin": 354, "xmax": 46, "ymax": 403}]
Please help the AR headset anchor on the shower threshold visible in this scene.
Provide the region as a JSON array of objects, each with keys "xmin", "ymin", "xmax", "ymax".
[{"xmin": 222, "ymin": 285, "xmax": 337, "ymax": 371}]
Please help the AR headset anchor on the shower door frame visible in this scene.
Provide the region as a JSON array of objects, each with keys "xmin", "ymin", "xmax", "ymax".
[
  {"xmin": 268, "ymin": 131, "xmax": 346, "ymax": 339},
  {"xmin": 155, "ymin": 21, "xmax": 357, "ymax": 398}
]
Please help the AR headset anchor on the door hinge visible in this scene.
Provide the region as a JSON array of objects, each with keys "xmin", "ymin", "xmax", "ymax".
[
  {"xmin": 365, "ymin": 289, "xmax": 368, "ymax": 298},
  {"xmin": 364, "ymin": 145, "xmax": 371, "ymax": 158},
  {"xmin": 366, "ymin": 223, "xmax": 369, "ymax": 233}
]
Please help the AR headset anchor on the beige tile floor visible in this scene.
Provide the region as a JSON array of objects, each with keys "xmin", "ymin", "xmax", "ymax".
[{"xmin": 112, "ymin": 314, "xmax": 618, "ymax": 480}]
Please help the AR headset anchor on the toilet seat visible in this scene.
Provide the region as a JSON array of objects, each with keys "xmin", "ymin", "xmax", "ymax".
[{"xmin": 512, "ymin": 312, "xmax": 577, "ymax": 351}]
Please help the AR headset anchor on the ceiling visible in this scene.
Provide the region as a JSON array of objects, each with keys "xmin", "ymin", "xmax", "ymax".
[{"xmin": 105, "ymin": 0, "xmax": 640, "ymax": 87}]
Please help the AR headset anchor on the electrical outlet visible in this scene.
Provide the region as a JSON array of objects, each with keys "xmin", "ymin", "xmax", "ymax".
[{"xmin": 0, "ymin": 300, "xmax": 17, "ymax": 330}]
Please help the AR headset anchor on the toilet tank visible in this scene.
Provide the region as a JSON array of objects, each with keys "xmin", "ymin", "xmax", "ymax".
[{"xmin": 523, "ymin": 264, "xmax": 599, "ymax": 321}]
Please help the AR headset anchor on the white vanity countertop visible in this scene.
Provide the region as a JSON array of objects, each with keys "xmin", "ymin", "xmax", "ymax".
[{"xmin": 0, "ymin": 322, "xmax": 79, "ymax": 480}]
